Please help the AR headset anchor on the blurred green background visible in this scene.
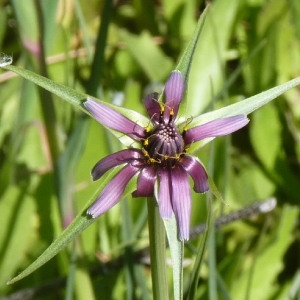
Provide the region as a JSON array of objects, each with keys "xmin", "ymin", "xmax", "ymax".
[{"xmin": 0, "ymin": 0, "xmax": 300, "ymax": 299}]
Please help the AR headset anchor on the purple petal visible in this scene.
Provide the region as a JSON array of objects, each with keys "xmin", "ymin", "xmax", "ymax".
[
  {"xmin": 87, "ymin": 164, "xmax": 140, "ymax": 218},
  {"xmin": 132, "ymin": 166, "xmax": 157, "ymax": 197},
  {"xmin": 180, "ymin": 155, "xmax": 208, "ymax": 193},
  {"xmin": 84, "ymin": 97, "xmax": 146, "ymax": 141},
  {"xmin": 91, "ymin": 149, "xmax": 143, "ymax": 181},
  {"xmin": 143, "ymin": 92, "xmax": 160, "ymax": 124},
  {"xmin": 170, "ymin": 166, "xmax": 191, "ymax": 241},
  {"xmin": 163, "ymin": 70, "xmax": 185, "ymax": 121},
  {"xmin": 184, "ymin": 115, "xmax": 249, "ymax": 145},
  {"xmin": 157, "ymin": 169, "xmax": 172, "ymax": 219}
]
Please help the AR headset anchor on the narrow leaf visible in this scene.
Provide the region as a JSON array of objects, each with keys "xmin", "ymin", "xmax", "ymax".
[
  {"xmin": 176, "ymin": 5, "xmax": 209, "ymax": 82},
  {"xmin": 187, "ymin": 0, "xmax": 241, "ymax": 115},
  {"xmin": 189, "ymin": 76, "xmax": 300, "ymax": 127},
  {"xmin": 186, "ymin": 195, "xmax": 212, "ymax": 300},
  {"xmin": 7, "ymin": 214, "xmax": 95, "ymax": 285},
  {"xmin": 164, "ymin": 215, "xmax": 184, "ymax": 300},
  {"xmin": 1, "ymin": 65, "xmax": 86, "ymax": 107},
  {"xmin": 7, "ymin": 166, "xmax": 138, "ymax": 284},
  {"xmin": 184, "ymin": 76, "xmax": 300, "ymax": 153},
  {"xmin": 0, "ymin": 64, "xmax": 149, "ymax": 147},
  {"xmin": 120, "ymin": 30, "xmax": 173, "ymax": 81},
  {"xmin": 147, "ymin": 199, "xmax": 169, "ymax": 299},
  {"xmin": 161, "ymin": 8, "xmax": 210, "ymax": 300}
]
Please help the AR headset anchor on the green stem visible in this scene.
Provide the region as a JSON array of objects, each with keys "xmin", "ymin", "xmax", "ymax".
[
  {"xmin": 88, "ymin": 0, "xmax": 114, "ymax": 95},
  {"xmin": 147, "ymin": 198, "xmax": 169, "ymax": 300},
  {"xmin": 34, "ymin": 0, "xmax": 60, "ymax": 162}
]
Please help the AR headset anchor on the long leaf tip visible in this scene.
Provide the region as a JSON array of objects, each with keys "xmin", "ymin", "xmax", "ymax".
[{"xmin": 7, "ymin": 275, "xmax": 18, "ymax": 285}]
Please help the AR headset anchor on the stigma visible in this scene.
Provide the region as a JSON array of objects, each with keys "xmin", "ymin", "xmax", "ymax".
[{"xmin": 142, "ymin": 109, "xmax": 185, "ymax": 167}]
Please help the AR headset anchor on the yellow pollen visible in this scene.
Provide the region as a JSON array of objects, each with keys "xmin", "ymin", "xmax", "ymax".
[
  {"xmin": 143, "ymin": 139, "xmax": 149, "ymax": 146},
  {"xmin": 145, "ymin": 123, "xmax": 152, "ymax": 133},
  {"xmin": 183, "ymin": 116, "xmax": 193, "ymax": 132},
  {"xmin": 142, "ymin": 148, "xmax": 161, "ymax": 164}
]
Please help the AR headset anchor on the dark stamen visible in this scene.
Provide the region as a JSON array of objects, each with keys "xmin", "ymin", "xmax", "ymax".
[{"xmin": 143, "ymin": 107, "xmax": 185, "ymax": 167}]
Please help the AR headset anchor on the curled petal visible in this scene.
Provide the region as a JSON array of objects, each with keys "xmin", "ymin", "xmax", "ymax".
[
  {"xmin": 87, "ymin": 164, "xmax": 140, "ymax": 218},
  {"xmin": 171, "ymin": 166, "xmax": 191, "ymax": 241},
  {"xmin": 184, "ymin": 115, "xmax": 249, "ymax": 145},
  {"xmin": 157, "ymin": 169, "xmax": 172, "ymax": 219},
  {"xmin": 164, "ymin": 70, "xmax": 185, "ymax": 121},
  {"xmin": 143, "ymin": 92, "xmax": 160, "ymax": 124},
  {"xmin": 84, "ymin": 97, "xmax": 146, "ymax": 141},
  {"xmin": 180, "ymin": 155, "xmax": 208, "ymax": 193},
  {"xmin": 133, "ymin": 166, "xmax": 157, "ymax": 197},
  {"xmin": 92, "ymin": 149, "xmax": 143, "ymax": 181}
]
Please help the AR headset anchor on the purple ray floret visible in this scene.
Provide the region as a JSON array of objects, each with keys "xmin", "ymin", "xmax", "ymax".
[
  {"xmin": 133, "ymin": 167, "xmax": 157, "ymax": 197},
  {"xmin": 157, "ymin": 169, "xmax": 173, "ymax": 219},
  {"xmin": 91, "ymin": 149, "xmax": 143, "ymax": 180},
  {"xmin": 184, "ymin": 115, "xmax": 249, "ymax": 145},
  {"xmin": 84, "ymin": 70, "xmax": 249, "ymax": 240},
  {"xmin": 84, "ymin": 99, "xmax": 145, "ymax": 141},
  {"xmin": 87, "ymin": 164, "xmax": 140, "ymax": 217},
  {"xmin": 163, "ymin": 70, "xmax": 184, "ymax": 121}
]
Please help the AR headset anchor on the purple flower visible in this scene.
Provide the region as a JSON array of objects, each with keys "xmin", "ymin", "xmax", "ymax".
[{"xmin": 84, "ymin": 71, "xmax": 249, "ymax": 240}]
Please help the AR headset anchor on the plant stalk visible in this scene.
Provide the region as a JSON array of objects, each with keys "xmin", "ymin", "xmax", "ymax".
[{"xmin": 147, "ymin": 198, "xmax": 169, "ymax": 300}]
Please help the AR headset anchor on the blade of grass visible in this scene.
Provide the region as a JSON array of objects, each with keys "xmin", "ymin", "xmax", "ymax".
[
  {"xmin": 6, "ymin": 212, "xmax": 95, "ymax": 285},
  {"xmin": 74, "ymin": 0, "xmax": 93, "ymax": 62},
  {"xmin": 34, "ymin": 0, "xmax": 60, "ymax": 162},
  {"xmin": 6, "ymin": 165, "xmax": 138, "ymax": 284},
  {"xmin": 57, "ymin": 0, "xmax": 114, "ymax": 226},
  {"xmin": 147, "ymin": 198, "xmax": 169, "ymax": 300},
  {"xmin": 1, "ymin": 64, "xmax": 86, "ymax": 106},
  {"xmin": 208, "ymin": 217, "xmax": 217, "ymax": 299},
  {"xmin": 187, "ymin": 0, "xmax": 242, "ymax": 115},
  {"xmin": 186, "ymin": 194, "xmax": 212, "ymax": 300},
  {"xmin": 88, "ymin": 0, "xmax": 114, "ymax": 95},
  {"xmin": 121, "ymin": 199, "xmax": 136, "ymax": 300},
  {"xmin": 176, "ymin": 5, "xmax": 209, "ymax": 82},
  {"xmin": 159, "ymin": 8, "xmax": 210, "ymax": 300},
  {"xmin": 164, "ymin": 215, "xmax": 184, "ymax": 300},
  {"xmin": 65, "ymin": 244, "xmax": 77, "ymax": 300}
]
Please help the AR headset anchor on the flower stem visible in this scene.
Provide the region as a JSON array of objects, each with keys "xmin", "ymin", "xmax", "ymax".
[{"xmin": 147, "ymin": 198, "xmax": 169, "ymax": 300}]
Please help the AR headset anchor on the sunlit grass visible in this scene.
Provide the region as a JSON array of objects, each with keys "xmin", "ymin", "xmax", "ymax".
[{"xmin": 1, "ymin": 0, "xmax": 300, "ymax": 299}]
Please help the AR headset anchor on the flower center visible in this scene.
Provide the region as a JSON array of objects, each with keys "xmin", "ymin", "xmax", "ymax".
[{"xmin": 143, "ymin": 122, "xmax": 185, "ymax": 167}]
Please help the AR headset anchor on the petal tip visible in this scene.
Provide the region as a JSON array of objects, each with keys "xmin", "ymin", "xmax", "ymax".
[
  {"xmin": 164, "ymin": 70, "xmax": 185, "ymax": 118},
  {"xmin": 178, "ymin": 228, "xmax": 190, "ymax": 241},
  {"xmin": 179, "ymin": 235, "xmax": 189, "ymax": 241},
  {"xmin": 83, "ymin": 96, "xmax": 95, "ymax": 107},
  {"xmin": 86, "ymin": 209, "xmax": 97, "ymax": 218}
]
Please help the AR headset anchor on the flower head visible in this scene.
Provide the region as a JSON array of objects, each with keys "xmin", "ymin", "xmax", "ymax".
[{"xmin": 84, "ymin": 71, "xmax": 249, "ymax": 240}]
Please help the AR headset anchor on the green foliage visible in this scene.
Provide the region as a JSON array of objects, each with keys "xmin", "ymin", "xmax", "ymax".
[{"xmin": 1, "ymin": 0, "xmax": 300, "ymax": 299}]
